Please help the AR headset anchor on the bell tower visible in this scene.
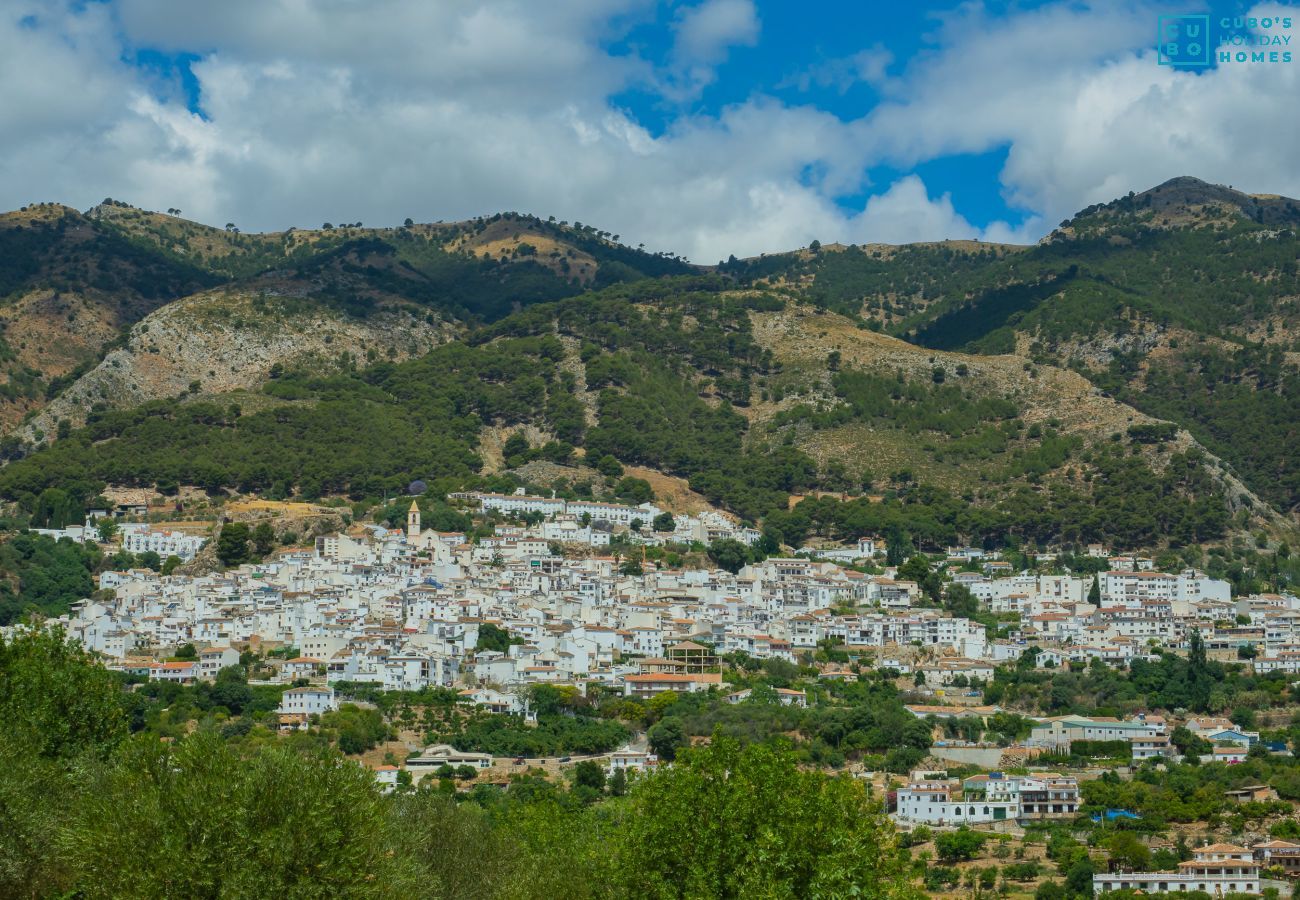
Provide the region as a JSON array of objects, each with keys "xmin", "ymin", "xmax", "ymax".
[{"xmin": 407, "ymin": 500, "xmax": 421, "ymax": 540}]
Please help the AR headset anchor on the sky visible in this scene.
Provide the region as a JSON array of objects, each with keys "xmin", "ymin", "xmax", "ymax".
[{"xmin": 2, "ymin": 0, "xmax": 1297, "ymax": 262}]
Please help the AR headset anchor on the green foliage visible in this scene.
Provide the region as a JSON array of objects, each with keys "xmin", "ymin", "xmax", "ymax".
[
  {"xmin": 647, "ymin": 716, "xmax": 689, "ymax": 760},
  {"xmin": 983, "ymin": 639, "xmax": 1285, "ymax": 718},
  {"xmin": 323, "ymin": 704, "xmax": 391, "ymax": 755},
  {"xmin": 434, "ymin": 711, "xmax": 628, "ymax": 758},
  {"xmin": 1068, "ymin": 739, "xmax": 1132, "ymax": 761},
  {"xmin": 609, "ymin": 734, "xmax": 915, "ymax": 898},
  {"xmin": 706, "ymin": 538, "xmax": 752, "ymax": 574},
  {"xmin": 0, "ymin": 611, "xmax": 939, "ymax": 900},
  {"xmin": 476, "ymin": 623, "xmax": 522, "ymax": 654},
  {"xmin": 935, "ymin": 827, "xmax": 987, "ymax": 862},
  {"xmin": 61, "ymin": 732, "xmax": 404, "ymax": 899},
  {"xmin": 764, "ymin": 444, "xmax": 1226, "ymax": 553},
  {"xmin": 1103, "ymin": 343, "xmax": 1300, "ymax": 514},
  {"xmin": 0, "ymin": 627, "xmax": 126, "ymax": 760},
  {"xmin": 0, "ymin": 533, "xmax": 101, "ymax": 624},
  {"xmin": 216, "ymin": 522, "xmax": 251, "ymax": 567}
]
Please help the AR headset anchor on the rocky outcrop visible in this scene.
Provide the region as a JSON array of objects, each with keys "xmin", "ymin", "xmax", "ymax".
[{"xmin": 19, "ymin": 287, "xmax": 454, "ymax": 442}]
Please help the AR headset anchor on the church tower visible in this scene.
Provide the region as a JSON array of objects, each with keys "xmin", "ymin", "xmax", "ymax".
[{"xmin": 407, "ymin": 500, "xmax": 421, "ymax": 541}]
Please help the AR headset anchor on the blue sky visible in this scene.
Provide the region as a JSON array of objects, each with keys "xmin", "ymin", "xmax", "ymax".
[{"xmin": 3, "ymin": 0, "xmax": 1297, "ymax": 260}]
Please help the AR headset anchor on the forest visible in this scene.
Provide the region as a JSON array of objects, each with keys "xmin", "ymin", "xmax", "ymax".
[
  {"xmin": 0, "ymin": 270, "xmax": 1235, "ymax": 555},
  {"xmin": 0, "ymin": 627, "xmax": 915, "ymax": 900},
  {"xmin": 715, "ymin": 187, "xmax": 1300, "ymax": 518}
]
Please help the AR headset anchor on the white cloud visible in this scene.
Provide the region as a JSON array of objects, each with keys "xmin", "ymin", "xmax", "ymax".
[
  {"xmin": 780, "ymin": 46, "xmax": 894, "ymax": 94},
  {"xmin": 0, "ymin": 0, "xmax": 1297, "ymax": 264},
  {"xmin": 855, "ymin": 1, "xmax": 1300, "ymax": 231},
  {"xmin": 672, "ymin": 0, "xmax": 760, "ymax": 64}
]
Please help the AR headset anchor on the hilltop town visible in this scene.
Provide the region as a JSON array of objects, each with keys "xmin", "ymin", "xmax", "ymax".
[{"xmin": 11, "ymin": 485, "xmax": 1300, "ymax": 898}]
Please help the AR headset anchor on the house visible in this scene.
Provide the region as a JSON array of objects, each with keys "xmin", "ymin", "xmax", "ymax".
[
  {"xmin": 457, "ymin": 687, "xmax": 526, "ymax": 716},
  {"xmin": 895, "ymin": 780, "xmax": 1019, "ymax": 825},
  {"xmin": 197, "ymin": 645, "xmax": 241, "ymax": 681},
  {"xmin": 1203, "ymin": 746, "xmax": 1248, "ymax": 764},
  {"xmin": 276, "ymin": 686, "xmax": 338, "ymax": 728},
  {"xmin": 622, "ymin": 672, "xmax": 723, "ymax": 699},
  {"xmin": 121, "ymin": 526, "xmax": 207, "ymax": 561},
  {"xmin": 1094, "ymin": 843, "xmax": 1260, "ymax": 895},
  {"xmin": 775, "ymin": 688, "xmax": 808, "ymax": 708},
  {"xmin": 373, "ymin": 765, "xmax": 400, "ymax": 791},
  {"xmin": 1028, "ymin": 715, "xmax": 1164, "ymax": 751},
  {"xmin": 725, "ymin": 686, "xmax": 807, "ymax": 707},
  {"xmin": 606, "ymin": 748, "xmax": 652, "ymax": 774},
  {"xmin": 1130, "ymin": 733, "xmax": 1175, "ymax": 761},
  {"xmin": 280, "ymin": 656, "xmax": 325, "ymax": 681},
  {"xmin": 1015, "ymin": 775, "xmax": 1081, "ymax": 821},
  {"xmin": 1224, "ymin": 784, "xmax": 1276, "ymax": 804},
  {"xmin": 406, "ymin": 744, "xmax": 494, "ymax": 775},
  {"xmin": 148, "ymin": 660, "xmax": 197, "ymax": 683},
  {"xmin": 1253, "ymin": 840, "xmax": 1300, "ymax": 876}
]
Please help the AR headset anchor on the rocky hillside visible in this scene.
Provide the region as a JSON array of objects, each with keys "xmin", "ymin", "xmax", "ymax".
[
  {"xmin": 0, "ymin": 203, "xmax": 219, "ymax": 428},
  {"xmin": 0, "ymin": 202, "xmax": 695, "ymax": 440},
  {"xmin": 20, "ymin": 286, "xmax": 453, "ymax": 442},
  {"xmin": 1, "ymin": 179, "xmax": 1296, "ymax": 546},
  {"xmin": 715, "ymin": 178, "xmax": 1300, "ymax": 519},
  {"xmin": 743, "ymin": 304, "xmax": 1283, "ymax": 534}
]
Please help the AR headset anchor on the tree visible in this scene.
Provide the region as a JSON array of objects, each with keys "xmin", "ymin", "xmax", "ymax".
[
  {"xmin": 884, "ymin": 523, "xmax": 912, "ymax": 566},
  {"xmin": 652, "ymin": 512, "xmax": 675, "ymax": 532},
  {"xmin": 614, "ymin": 477, "xmax": 652, "ymax": 504},
  {"xmin": 209, "ymin": 665, "xmax": 254, "ymax": 715},
  {"xmin": 476, "ymin": 623, "xmax": 518, "ymax": 654},
  {"xmin": 0, "ymin": 627, "xmax": 125, "ymax": 761},
  {"xmin": 1088, "ymin": 576, "xmax": 1101, "ymax": 604},
  {"xmin": 1035, "ymin": 881, "xmax": 1066, "ymax": 900},
  {"xmin": 502, "ymin": 432, "xmax": 530, "ymax": 466},
  {"xmin": 609, "ymin": 768, "xmax": 628, "ymax": 796},
  {"xmin": 595, "ymin": 455, "xmax": 624, "ymax": 478},
  {"xmin": 61, "ymin": 734, "xmax": 408, "ymax": 898},
  {"xmin": 936, "ymin": 827, "xmax": 987, "ymax": 862},
  {"xmin": 252, "ymin": 522, "xmax": 276, "ymax": 557},
  {"xmin": 944, "ymin": 584, "xmax": 980, "ymax": 619},
  {"xmin": 1064, "ymin": 858, "xmax": 1095, "ymax": 897},
  {"xmin": 647, "ymin": 716, "xmax": 688, "ymax": 760},
  {"xmin": 707, "ymin": 539, "xmax": 750, "ymax": 575},
  {"xmin": 1187, "ymin": 628, "xmax": 1213, "ymax": 711},
  {"xmin": 96, "ymin": 518, "xmax": 118, "ymax": 542},
  {"xmin": 216, "ymin": 523, "xmax": 251, "ymax": 568},
  {"xmin": 611, "ymin": 735, "xmax": 914, "ymax": 898},
  {"xmin": 1106, "ymin": 832, "xmax": 1151, "ymax": 872},
  {"xmin": 174, "ymin": 643, "xmax": 198, "ymax": 660},
  {"xmin": 572, "ymin": 760, "xmax": 605, "ymax": 793}
]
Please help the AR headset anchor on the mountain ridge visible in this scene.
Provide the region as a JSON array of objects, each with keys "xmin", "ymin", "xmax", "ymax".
[{"xmin": 1, "ymin": 178, "xmax": 1296, "ymax": 545}]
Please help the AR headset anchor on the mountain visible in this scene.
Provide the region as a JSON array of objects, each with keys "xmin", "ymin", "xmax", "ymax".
[
  {"xmin": 0, "ymin": 180, "xmax": 1296, "ymax": 552},
  {"xmin": 0, "ymin": 201, "xmax": 695, "ymax": 439},
  {"xmin": 0, "ymin": 203, "xmax": 220, "ymax": 429},
  {"xmin": 722, "ymin": 178, "xmax": 1300, "ymax": 519}
]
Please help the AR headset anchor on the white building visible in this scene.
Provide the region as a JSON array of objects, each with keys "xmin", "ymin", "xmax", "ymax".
[
  {"xmin": 1094, "ymin": 843, "xmax": 1260, "ymax": 895},
  {"xmin": 277, "ymin": 686, "xmax": 338, "ymax": 719},
  {"xmin": 121, "ymin": 525, "xmax": 208, "ymax": 561}
]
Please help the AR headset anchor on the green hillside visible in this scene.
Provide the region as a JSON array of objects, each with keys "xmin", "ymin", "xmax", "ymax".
[
  {"xmin": 0, "ymin": 277, "xmax": 1235, "ymax": 552},
  {"xmin": 720, "ymin": 178, "xmax": 1300, "ymax": 517}
]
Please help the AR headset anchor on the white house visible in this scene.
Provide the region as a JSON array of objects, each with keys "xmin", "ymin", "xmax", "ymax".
[
  {"xmin": 277, "ymin": 686, "xmax": 338, "ymax": 720},
  {"xmin": 1094, "ymin": 843, "xmax": 1260, "ymax": 895}
]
